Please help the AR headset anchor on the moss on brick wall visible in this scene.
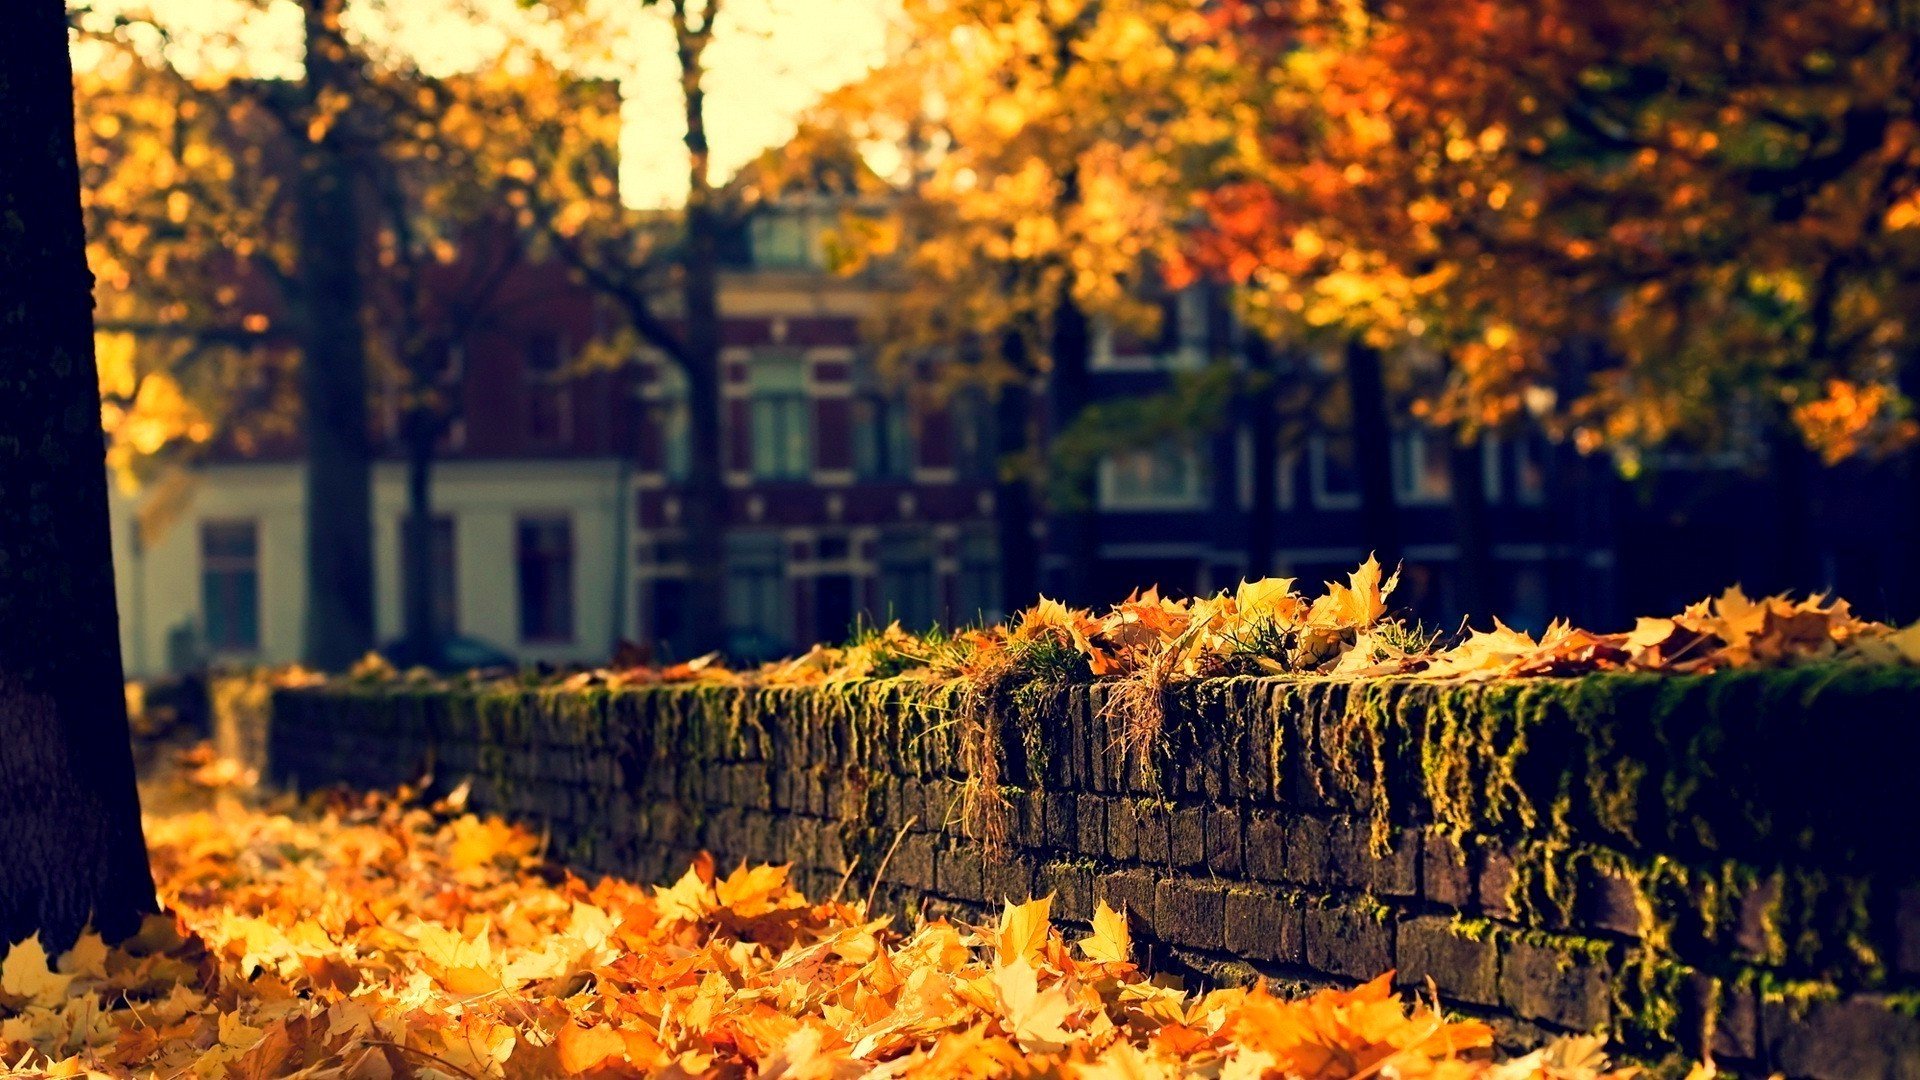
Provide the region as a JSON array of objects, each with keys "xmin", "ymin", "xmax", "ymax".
[{"xmin": 269, "ymin": 669, "xmax": 1920, "ymax": 1078}]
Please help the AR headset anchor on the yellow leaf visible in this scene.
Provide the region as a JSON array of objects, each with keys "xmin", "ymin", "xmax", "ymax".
[
  {"xmin": 996, "ymin": 895, "xmax": 1053, "ymax": 968},
  {"xmin": 1079, "ymin": 901, "xmax": 1131, "ymax": 964},
  {"xmin": 2, "ymin": 935, "xmax": 74, "ymax": 1006}
]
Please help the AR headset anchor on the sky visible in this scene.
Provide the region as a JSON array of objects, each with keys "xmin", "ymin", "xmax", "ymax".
[{"xmin": 74, "ymin": 0, "xmax": 896, "ymax": 208}]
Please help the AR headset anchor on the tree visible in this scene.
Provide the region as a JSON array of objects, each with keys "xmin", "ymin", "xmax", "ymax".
[
  {"xmin": 0, "ymin": 0, "xmax": 157, "ymax": 949},
  {"xmin": 77, "ymin": 4, "xmax": 585, "ymax": 666},
  {"xmin": 503, "ymin": 0, "xmax": 736, "ymax": 655},
  {"xmin": 822, "ymin": 0, "xmax": 1230, "ymax": 608}
]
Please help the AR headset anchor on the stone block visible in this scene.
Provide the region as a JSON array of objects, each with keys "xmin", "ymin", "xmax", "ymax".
[
  {"xmin": 1155, "ymin": 878, "xmax": 1227, "ymax": 952},
  {"xmin": 1224, "ymin": 887, "xmax": 1305, "ymax": 964},
  {"xmin": 1305, "ymin": 899, "xmax": 1393, "ymax": 981},
  {"xmin": 1395, "ymin": 916, "xmax": 1499, "ymax": 1007},
  {"xmin": 1497, "ymin": 935, "xmax": 1613, "ymax": 1032}
]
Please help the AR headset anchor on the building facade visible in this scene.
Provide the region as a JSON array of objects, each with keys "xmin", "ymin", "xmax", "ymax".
[{"xmin": 111, "ymin": 200, "xmax": 1648, "ymax": 677}]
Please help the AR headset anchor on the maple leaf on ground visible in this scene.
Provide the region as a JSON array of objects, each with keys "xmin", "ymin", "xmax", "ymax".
[{"xmin": 1078, "ymin": 901, "xmax": 1132, "ymax": 966}]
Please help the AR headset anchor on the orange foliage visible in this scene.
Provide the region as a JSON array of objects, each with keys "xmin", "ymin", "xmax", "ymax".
[{"xmin": 0, "ymin": 774, "xmax": 1639, "ymax": 1078}]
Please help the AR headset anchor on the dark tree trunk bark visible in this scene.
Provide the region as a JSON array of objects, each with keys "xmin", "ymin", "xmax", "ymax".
[
  {"xmin": 1446, "ymin": 434, "xmax": 1493, "ymax": 620},
  {"xmin": 0, "ymin": 0, "xmax": 159, "ymax": 950},
  {"xmin": 995, "ymin": 334, "xmax": 1040, "ymax": 617},
  {"xmin": 676, "ymin": 2, "xmax": 729, "ymax": 657},
  {"xmin": 678, "ymin": 213, "xmax": 728, "ymax": 655},
  {"xmin": 296, "ymin": 0, "xmax": 375, "ymax": 669},
  {"xmin": 1045, "ymin": 290, "xmax": 1099, "ymax": 606},
  {"xmin": 399, "ymin": 408, "xmax": 439, "ymax": 665},
  {"xmin": 1344, "ymin": 340, "xmax": 1401, "ymax": 569},
  {"xmin": 1244, "ymin": 333, "xmax": 1280, "ymax": 580}
]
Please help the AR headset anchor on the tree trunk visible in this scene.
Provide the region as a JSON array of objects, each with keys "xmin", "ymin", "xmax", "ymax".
[
  {"xmin": 296, "ymin": 0, "xmax": 375, "ymax": 669},
  {"xmin": 1344, "ymin": 340, "xmax": 1401, "ymax": 569},
  {"xmin": 1244, "ymin": 332, "xmax": 1280, "ymax": 580},
  {"xmin": 1045, "ymin": 290, "xmax": 1100, "ymax": 606},
  {"xmin": 0, "ymin": 0, "xmax": 159, "ymax": 950},
  {"xmin": 399, "ymin": 408, "xmax": 439, "ymax": 666},
  {"xmin": 1446, "ymin": 434, "xmax": 1493, "ymax": 620},
  {"xmin": 676, "ymin": 5, "xmax": 730, "ymax": 656},
  {"xmin": 995, "ymin": 333, "xmax": 1040, "ymax": 617}
]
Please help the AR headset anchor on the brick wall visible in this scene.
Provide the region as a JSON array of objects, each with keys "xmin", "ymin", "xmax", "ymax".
[{"xmin": 269, "ymin": 670, "xmax": 1920, "ymax": 1078}]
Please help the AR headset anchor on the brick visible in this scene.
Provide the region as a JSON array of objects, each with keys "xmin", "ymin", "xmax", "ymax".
[
  {"xmin": 1043, "ymin": 793, "xmax": 1077, "ymax": 848},
  {"xmin": 1497, "ymin": 935, "xmax": 1613, "ymax": 1031},
  {"xmin": 889, "ymin": 833, "xmax": 936, "ymax": 889},
  {"xmin": 1286, "ymin": 816, "xmax": 1332, "ymax": 886},
  {"xmin": 1155, "ymin": 878, "xmax": 1227, "ymax": 952},
  {"xmin": 1097, "ymin": 870, "xmax": 1161, "ymax": 932},
  {"xmin": 1205, "ymin": 809, "xmax": 1243, "ymax": 877},
  {"xmin": 1577, "ymin": 863, "xmax": 1645, "ymax": 939},
  {"xmin": 1133, "ymin": 803, "xmax": 1171, "ymax": 866},
  {"xmin": 1730, "ymin": 873, "xmax": 1783, "ymax": 962},
  {"xmin": 1476, "ymin": 845, "xmax": 1518, "ymax": 921},
  {"xmin": 1677, "ymin": 972, "xmax": 1759, "ymax": 1064},
  {"xmin": 1422, "ymin": 832, "xmax": 1472, "ymax": 908},
  {"xmin": 985, "ymin": 854, "xmax": 1034, "ymax": 904},
  {"xmin": 936, "ymin": 846, "xmax": 983, "ymax": 901},
  {"xmin": 1170, "ymin": 807, "xmax": 1207, "ymax": 870},
  {"xmin": 1326, "ymin": 820, "xmax": 1416, "ymax": 896},
  {"xmin": 1105, "ymin": 799, "xmax": 1138, "ymax": 862},
  {"xmin": 1899, "ymin": 886, "xmax": 1920, "ymax": 977},
  {"xmin": 1224, "ymin": 888, "xmax": 1304, "ymax": 964},
  {"xmin": 1395, "ymin": 916, "xmax": 1499, "ymax": 1006},
  {"xmin": 1764, "ymin": 995, "xmax": 1920, "ymax": 1080},
  {"xmin": 1042, "ymin": 863, "xmax": 1096, "ymax": 923},
  {"xmin": 1305, "ymin": 900, "xmax": 1393, "ymax": 981},
  {"xmin": 1245, "ymin": 813, "xmax": 1288, "ymax": 882},
  {"xmin": 1075, "ymin": 795, "xmax": 1106, "ymax": 853}
]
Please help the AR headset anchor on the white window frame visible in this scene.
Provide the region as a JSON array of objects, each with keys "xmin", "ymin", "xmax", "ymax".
[
  {"xmin": 1309, "ymin": 435, "xmax": 1362, "ymax": 510},
  {"xmin": 1098, "ymin": 444, "xmax": 1208, "ymax": 511}
]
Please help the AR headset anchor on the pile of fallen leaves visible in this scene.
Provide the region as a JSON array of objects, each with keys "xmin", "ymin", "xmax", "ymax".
[
  {"xmin": 0, "ymin": 773, "xmax": 1639, "ymax": 1078},
  {"xmin": 518, "ymin": 558, "xmax": 1920, "ymax": 693}
]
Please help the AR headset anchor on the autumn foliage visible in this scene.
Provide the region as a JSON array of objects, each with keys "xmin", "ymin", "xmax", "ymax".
[{"xmin": 0, "ymin": 767, "xmax": 1638, "ymax": 1079}]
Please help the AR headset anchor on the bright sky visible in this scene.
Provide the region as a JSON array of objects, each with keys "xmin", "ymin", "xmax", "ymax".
[{"xmin": 74, "ymin": 0, "xmax": 896, "ymax": 208}]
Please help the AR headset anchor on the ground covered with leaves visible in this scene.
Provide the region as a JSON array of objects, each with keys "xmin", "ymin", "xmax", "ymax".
[{"xmin": 0, "ymin": 762, "xmax": 1641, "ymax": 1079}]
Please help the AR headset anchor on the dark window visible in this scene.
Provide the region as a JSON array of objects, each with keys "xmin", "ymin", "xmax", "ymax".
[
  {"xmin": 815, "ymin": 574, "xmax": 856, "ymax": 643},
  {"xmin": 647, "ymin": 576, "xmax": 691, "ymax": 659},
  {"xmin": 725, "ymin": 533, "xmax": 788, "ymax": 658},
  {"xmin": 516, "ymin": 517, "xmax": 574, "ymax": 643},
  {"xmin": 749, "ymin": 353, "xmax": 810, "ymax": 480},
  {"xmin": 950, "ymin": 387, "xmax": 998, "ymax": 481},
  {"xmin": 525, "ymin": 333, "xmax": 571, "ymax": 445},
  {"xmin": 650, "ymin": 364, "xmax": 691, "ymax": 481},
  {"xmin": 401, "ymin": 515, "xmax": 458, "ymax": 636},
  {"xmin": 201, "ymin": 521, "xmax": 259, "ymax": 652},
  {"xmin": 853, "ymin": 390, "xmax": 914, "ymax": 480},
  {"xmin": 955, "ymin": 530, "xmax": 1001, "ymax": 625},
  {"xmin": 876, "ymin": 532, "xmax": 936, "ymax": 630}
]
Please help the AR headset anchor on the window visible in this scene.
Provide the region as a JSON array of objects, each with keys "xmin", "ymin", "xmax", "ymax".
[
  {"xmin": 853, "ymin": 383, "xmax": 914, "ymax": 481},
  {"xmin": 516, "ymin": 517, "xmax": 574, "ymax": 643},
  {"xmin": 949, "ymin": 388, "xmax": 998, "ymax": 481},
  {"xmin": 1310, "ymin": 434, "xmax": 1362, "ymax": 509},
  {"xmin": 525, "ymin": 333, "xmax": 571, "ymax": 445},
  {"xmin": 1395, "ymin": 429, "xmax": 1454, "ymax": 505},
  {"xmin": 201, "ymin": 521, "xmax": 259, "ymax": 653},
  {"xmin": 749, "ymin": 211, "xmax": 818, "ymax": 269},
  {"xmin": 1170, "ymin": 286, "xmax": 1209, "ymax": 369},
  {"xmin": 726, "ymin": 533, "xmax": 788, "ymax": 658},
  {"xmin": 1514, "ymin": 433, "xmax": 1549, "ymax": 506},
  {"xmin": 1099, "ymin": 443, "xmax": 1206, "ymax": 510},
  {"xmin": 749, "ymin": 352, "xmax": 811, "ymax": 480},
  {"xmin": 650, "ymin": 364, "xmax": 691, "ymax": 481},
  {"xmin": 956, "ymin": 530, "xmax": 1001, "ymax": 625},
  {"xmin": 646, "ymin": 575, "xmax": 691, "ymax": 659},
  {"xmin": 400, "ymin": 515, "xmax": 458, "ymax": 637},
  {"xmin": 876, "ymin": 532, "xmax": 936, "ymax": 629}
]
